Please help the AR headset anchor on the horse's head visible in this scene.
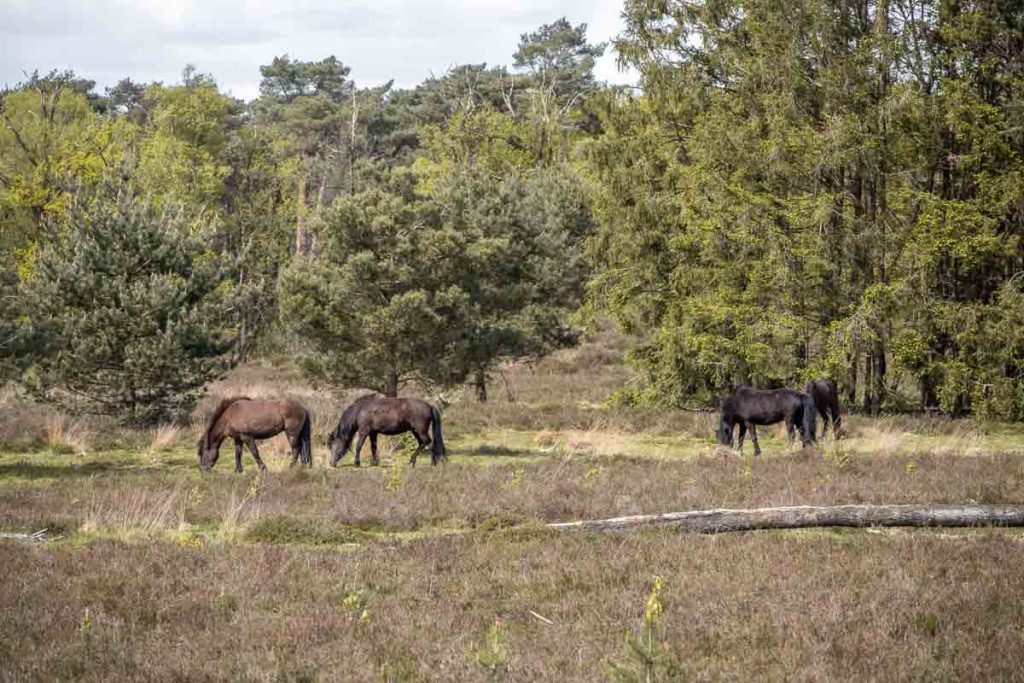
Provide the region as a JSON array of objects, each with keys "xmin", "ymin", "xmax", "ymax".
[
  {"xmin": 327, "ymin": 430, "xmax": 347, "ymax": 467},
  {"xmin": 716, "ymin": 412, "xmax": 733, "ymax": 447},
  {"xmin": 197, "ymin": 437, "xmax": 218, "ymax": 472}
]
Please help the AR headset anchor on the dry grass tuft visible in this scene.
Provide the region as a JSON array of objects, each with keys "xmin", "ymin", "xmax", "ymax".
[
  {"xmin": 0, "ymin": 383, "xmax": 18, "ymax": 407},
  {"xmin": 858, "ymin": 419, "xmax": 906, "ymax": 455},
  {"xmin": 533, "ymin": 430, "xmax": 559, "ymax": 449},
  {"xmin": 711, "ymin": 445, "xmax": 739, "ymax": 459},
  {"xmin": 932, "ymin": 423, "xmax": 986, "ymax": 457},
  {"xmin": 218, "ymin": 476, "xmax": 265, "ymax": 538},
  {"xmin": 148, "ymin": 424, "xmax": 182, "ymax": 454},
  {"xmin": 565, "ymin": 438, "xmax": 594, "ymax": 455},
  {"xmin": 44, "ymin": 414, "xmax": 92, "ymax": 455},
  {"xmin": 81, "ymin": 485, "xmax": 186, "ymax": 537}
]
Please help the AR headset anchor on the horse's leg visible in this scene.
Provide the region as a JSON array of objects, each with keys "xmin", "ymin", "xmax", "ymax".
[
  {"xmin": 287, "ymin": 428, "xmax": 303, "ymax": 467},
  {"xmin": 736, "ymin": 422, "xmax": 746, "ymax": 452},
  {"xmin": 749, "ymin": 424, "xmax": 761, "ymax": 457},
  {"xmin": 408, "ymin": 435, "xmax": 424, "ymax": 467},
  {"xmin": 234, "ymin": 437, "xmax": 244, "ymax": 473},
  {"xmin": 409, "ymin": 425, "xmax": 433, "ymax": 466},
  {"xmin": 353, "ymin": 433, "xmax": 367, "ymax": 467},
  {"xmin": 245, "ymin": 436, "xmax": 267, "ymax": 472},
  {"xmin": 369, "ymin": 432, "xmax": 379, "ymax": 466}
]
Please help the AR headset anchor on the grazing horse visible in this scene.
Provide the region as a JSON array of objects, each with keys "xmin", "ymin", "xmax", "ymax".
[
  {"xmin": 803, "ymin": 378, "xmax": 843, "ymax": 437},
  {"xmin": 717, "ymin": 386, "xmax": 816, "ymax": 456},
  {"xmin": 197, "ymin": 397, "xmax": 312, "ymax": 472},
  {"xmin": 328, "ymin": 394, "xmax": 446, "ymax": 467}
]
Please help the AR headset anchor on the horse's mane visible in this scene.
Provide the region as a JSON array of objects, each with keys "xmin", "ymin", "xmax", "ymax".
[
  {"xmin": 203, "ymin": 396, "xmax": 251, "ymax": 448},
  {"xmin": 332, "ymin": 393, "xmax": 380, "ymax": 446}
]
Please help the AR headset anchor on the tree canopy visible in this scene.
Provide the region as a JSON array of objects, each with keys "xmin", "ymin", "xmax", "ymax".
[
  {"xmin": 4, "ymin": 7, "xmax": 1023, "ymax": 420},
  {"xmin": 587, "ymin": 0, "xmax": 1024, "ymax": 417}
]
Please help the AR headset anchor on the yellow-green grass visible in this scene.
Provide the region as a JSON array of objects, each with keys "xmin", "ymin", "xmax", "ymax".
[{"xmin": 4, "ymin": 430, "xmax": 1024, "ymax": 545}]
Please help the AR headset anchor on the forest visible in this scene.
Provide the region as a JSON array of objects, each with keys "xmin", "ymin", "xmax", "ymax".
[{"xmin": 2, "ymin": 0, "xmax": 1023, "ymax": 424}]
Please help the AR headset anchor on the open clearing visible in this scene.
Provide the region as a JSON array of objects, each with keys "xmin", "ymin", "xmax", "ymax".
[{"xmin": 3, "ymin": 339, "xmax": 1024, "ymax": 680}]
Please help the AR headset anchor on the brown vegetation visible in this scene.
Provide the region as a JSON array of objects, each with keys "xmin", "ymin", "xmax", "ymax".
[
  {"xmin": 3, "ymin": 530, "xmax": 1024, "ymax": 680},
  {"xmin": 2, "ymin": 331, "xmax": 1024, "ymax": 679}
]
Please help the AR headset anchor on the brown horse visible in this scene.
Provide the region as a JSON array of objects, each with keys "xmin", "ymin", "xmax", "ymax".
[
  {"xmin": 197, "ymin": 397, "xmax": 312, "ymax": 472},
  {"xmin": 328, "ymin": 394, "xmax": 446, "ymax": 467}
]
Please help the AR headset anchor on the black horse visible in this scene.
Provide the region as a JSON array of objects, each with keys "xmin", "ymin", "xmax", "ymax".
[
  {"xmin": 717, "ymin": 386, "xmax": 816, "ymax": 456},
  {"xmin": 328, "ymin": 394, "xmax": 447, "ymax": 467},
  {"xmin": 803, "ymin": 378, "xmax": 843, "ymax": 437}
]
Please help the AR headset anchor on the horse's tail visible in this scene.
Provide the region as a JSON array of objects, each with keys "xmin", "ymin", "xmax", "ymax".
[
  {"xmin": 430, "ymin": 405, "xmax": 447, "ymax": 463},
  {"xmin": 827, "ymin": 379, "xmax": 842, "ymax": 437},
  {"xmin": 300, "ymin": 409, "xmax": 312, "ymax": 466},
  {"xmin": 802, "ymin": 392, "xmax": 817, "ymax": 444}
]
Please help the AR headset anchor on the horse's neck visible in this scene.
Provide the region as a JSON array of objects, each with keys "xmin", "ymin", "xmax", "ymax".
[{"xmin": 207, "ymin": 420, "xmax": 228, "ymax": 448}]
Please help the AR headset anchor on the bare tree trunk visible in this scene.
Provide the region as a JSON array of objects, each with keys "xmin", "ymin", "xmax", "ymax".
[
  {"xmin": 238, "ymin": 316, "xmax": 248, "ymax": 363},
  {"xmin": 295, "ymin": 173, "xmax": 307, "ymax": 256},
  {"xmin": 309, "ymin": 177, "xmax": 326, "ymax": 255},
  {"xmin": 847, "ymin": 351, "xmax": 858, "ymax": 407},
  {"xmin": 863, "ymin": 352, "xmax": 874, "ymax": 413},
  {"xmin": 237, "ymin": 216, "xmax": 248, "ymax": 362},
  {"xmin": 475, "ymin": 367, "xmax": 488, "ymax": 403},
  {"xmin": 548, "ymin": 504, "xmax": 1024, "ymax": 534},
  {"xmin": 385, "ymin": 368, "xmax": 399, "ymax": 398},
  {"xmin": 871, "ymin": 339, "xmax": 886, "ymax": 414},
  {"xmin": 349, "ymin": 90, "xmax": 359, "ymax": 196}
]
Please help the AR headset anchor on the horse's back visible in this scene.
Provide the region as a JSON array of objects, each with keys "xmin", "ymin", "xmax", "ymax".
[
  {"xmin": 349, "ymin": 395, "xmax": 432, "ymax": 433},
  {"xmin": 387, "ymin": 396, "xmax": 434, "ymax": 422},
  {"xmin": 222, "ymin": 398, "xmax": 297, "ymax": 437},
  {"xmin": 727, "ymin": 386, "xmax": 804, "ymax": 422},
  {"xmin": 280, "ymin": 397, "xmax": 309, "ymax": 420},
  {"xmin": 803, "ymin": 379, "xmax": 839, "ymax": 414}
]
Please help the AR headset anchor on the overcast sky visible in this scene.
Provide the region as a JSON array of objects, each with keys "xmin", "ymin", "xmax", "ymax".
[{"xmin": 0, "ymin": 0, "xmax": 636, "ymax": 101}]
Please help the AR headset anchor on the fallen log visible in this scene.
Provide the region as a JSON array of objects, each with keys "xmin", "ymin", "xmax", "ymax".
[
  {"xmin": 547, "ymin": 505, "xmax": 1024, "ymax": 534},
  {"xmin": 0, "ymin": 529, "xmax": 50, "ymax": 542}
]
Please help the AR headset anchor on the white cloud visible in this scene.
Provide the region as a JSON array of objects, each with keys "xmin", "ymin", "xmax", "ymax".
[{"xmin": 0, "ymin": 0, "xmax": 637, "ymax": 100}]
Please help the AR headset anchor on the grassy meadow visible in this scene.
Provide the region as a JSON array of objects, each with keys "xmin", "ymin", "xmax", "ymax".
[{"xmin": 3, "ymin": 330, "xmax": 1024, "ymax": 680}]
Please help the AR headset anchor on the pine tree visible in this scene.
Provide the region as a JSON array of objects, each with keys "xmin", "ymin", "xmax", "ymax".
[
  {"xmin": 278, "ymin": 178, "xmax": 468, "ymax": 396},
  {"xmin": 21, "ymin": 183, "xmax": 234, "ymax": 424}
]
